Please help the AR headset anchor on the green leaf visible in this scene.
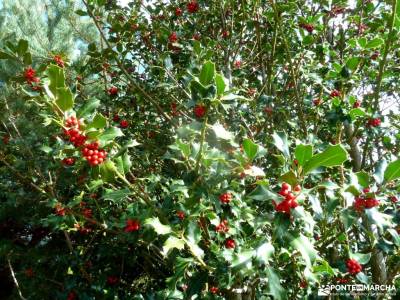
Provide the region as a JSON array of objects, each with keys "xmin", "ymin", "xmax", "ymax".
[
  {"xmin": 103, "ymin": 188, "xmax": 131, "ymax": 202},
  {"xmin": 356, "ymin": 272, "xmax": 369, "ymax": 284},
  {"xmin": 46, "ymin": 65, "xmax": 65, "ymax": 98},
  {"xmin": 199, "ymin": 61, "xmax": 215, "ymax": 86},
  {"xmin": 23, "ymin": 52, "xmax": 32, "ymax": 65},
  {"xmin": 255, "ymin": 241, "xmax": 274, "ymax": 264},
  {"xmin": 145, "ymin": 217, "xmax": 172, "ymax": 235},
  {"xmin": 55, "ymin": 87, "xmax": 74, "ymax": 112},
  {"xmin": 303, "ymin": 144, "xmax": 348, "ymax": 174},
  {"xmin": 75, "ymin": 9, "xmax": 88, "ymax": 16},
  {"xmin": 279, "ymin": 171, "xmax": 297, "ymax": 186},
  {"xmin": 384, "ymin": 159, "xmax": 400, "ymax": 181},
  {"xmin": 265, "ymin": 267, "xmax": 285, "ymax": 300},
  {"xmin": 388, "ymin": 229, "xmax": 400, "ymax": 246},
  {"xmin": 0, "ymin": 51, "xmax": 14, "ymax": 59},
  {"xmin": 349, "ymin": 252, "xmax": 371, "ymax": 264},
  {"xmin": 211, "ymin": 123, "xmax": 232, "ymax": 140},
  {"xmin": 272, "ymin": 132, "xmax": 290, "ymax": 158},
  {"xmin": 231, "ymin": 250, "xmax": 254, "ymax": 269},
  {"xmin": 98, "ymin": 127, "xmax": 124, "ymax": 144},
  {"xmin": 247, "ymin": 185, "xmax": 280, "ymax": 201},
  {"xmin": 346, "ymin": 57, "xmax": 359, "ymax": 71},
  {"xmin": 88, "ymin": 113, "xmax": 107, "ymax": 129},
  {"xmin": 242, "ymin": 139, "xmax": 259, "ymax": 161},
  {"xmin": 99, "ymin": 160, "xmax": 118, "ymax": 182},
  {"xmin": 163, "ymin": 236, "xmax": 185, "ymax": 256},
  {"xmin": 373, "ymin": 159, "xmax": 387, "ymax": 184},
  {"xmin": 17, "ymin": 39, "xmax": 28, "ymax": 56},
  {"xmin": 349, "ymin": 108, "xmax": 366, "ymax": 120},
  {"xmin": 355, "ymin": 171, "xmax": 369, "ymax": 187},
  {"xmin": 365, "ymin": 38, "xmax": 384, "ymax": 49},
  {"xmin": 358, "ymin": 37, "xmax": 367, "ymax": 48},
  {"xmin": 313, "ymin": 260, "xmax": 335, "ymax": 276},
  {"xmin": 215, "ymin": 73, "xmax": 226, "ymax": 96},
  {"xmin": 77, "ymin": 98, "xmax": 101, "ymax": 117},
  {"xmin": 365, "ymin": 208, "xmax": 393, "ymax": 231},
  {"xmin": 295, "ymin": 144, "xmax": 313, "ymax": 166},
  {"xmin": 290, "ymin": 234, "xmax": 318, "ymax": 267}
]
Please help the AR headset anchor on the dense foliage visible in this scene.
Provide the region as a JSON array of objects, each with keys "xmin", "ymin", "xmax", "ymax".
[{"xmin": 1, "ymin": 0, "xmax": 400, "ymax": 299}]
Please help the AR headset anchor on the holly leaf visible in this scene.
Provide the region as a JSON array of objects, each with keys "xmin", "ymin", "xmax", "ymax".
[
  {"xmin": 242, "ymin": 139, "xmax": 259, "ymax": 161},
  {"xmin": 295, "ymin": 144, "xmax": 313, "ymax": 166},
  {"xmin": 272, "ymin": 131, "xmax": 290, "ymax": 158},
  {"xmin": 384, "ymin": 158, "xmax": 400, "ymax": 182},
  {"xmin": 55, "ymin": 87, "xmax": 74, "ymax": 112},
  {"xmin": 199, "ymin": 61, "xmax": 215, "ymax": 86},
  {"xmin": 163, "ymin": 236, "xmax": 185, "ymax": 256},
  {"xmin": 303, "ymin": 144, "xmax": 348, "ymax": 174},
  {"xmin": 145, "ymin": 217, "xmax": 172, "ymax": 235}
]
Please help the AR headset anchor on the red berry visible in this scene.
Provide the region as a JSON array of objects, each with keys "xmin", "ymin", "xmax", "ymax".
[
  {"xmin": 390, "ymin": 196, "xmax": 398, "ymax": 203},
  {"xmin": 234, "ymin": 60, "xmax": 241, "ymax": 68},
  {"xmin": 210, "ymin": 286, "xmax": 219, "ymax": 294},
  {"xmin": 125, "ymin": 219, "xmax": 140, "ymax": 232},
  {"xmin": 371, "ymin": 51, "xmax": 379, "ymax": 60},
  {"xmin": 169, "ymin": 32, "xmax": 178, "ymax": 43},
  {"xmin": 187, "ymin": 1, "xmax": 199, "ymax": 13},
  {"xmin": 215, "ymin": 220, "xmax": 229, "ymax": 233},
  {"xmin": 175, "ymin": 7, "xmax": 183, "ymax": 16},
  {"xmin": 113, "ymin": 114, "xmax": 120, "ymax": 122},
  {"xmin": 281, "ymin": 182, "xmax": 291, "ymax": 191},
  {"xmin": 353, "ymin": 100, "xmax": 361, "ymax": 108},
  {"xmin": 67, "ymin": 291, "xmax": 77, "ymax": 300},
  {"xmin": 107, "ymin": 276, "xmax": 119, "ymax": 285},
  {"xmin": 346, "ymin": 259, "xmax": 362, "ymax": 275},
  {"xmin": 120, "ymin": 120, "xmax": 129, "ymax": 128},
  {"xmin": 193, "ymin": 104, "xmax": 206, "ymax": 118},
  {"xmin": 222, "ymin": 30, "xmax": 229, "ymax": 38},
  {"xmin": 294, "ymin": 185, "xmax": 301, "ymax": 193},
  {"xmin": 62, "ymin": 157, "xmax": 75, "ymax": 166},
  {"xmin": 225, "ymin": 238, "xmax": 235, "ymax": 249},
  {"xmin": 108, "ymin": 86, "xmax": 118, "ymax": 96},
  {"xmin": 176, "ymin": 211, "xmax": 185, "ymax": 220},
  {"xmin": 330, "ymin": 89, "xmax": 341, "ymax": 98},
  {"xmin": 25, "ymin": 268, "xmax": 34, "ymax": 278},
  {"xmin": 54, "ymin": 55, "xmax": 65, "ymax": 67},
  {"xmin": 219, "ymin": 192, "xmax": 232, "ymax": 204},
  {"xmin": 264, "ymin": 106, "xmax": 273, "ymax": 115}
]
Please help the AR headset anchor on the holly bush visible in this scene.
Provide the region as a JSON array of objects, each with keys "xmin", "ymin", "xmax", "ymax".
[{"xmin": 1, "ymin": 0, "xmax": 400, "ymax": 299}]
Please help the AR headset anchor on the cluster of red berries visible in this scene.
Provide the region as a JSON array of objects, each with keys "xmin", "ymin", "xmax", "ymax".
[
  {"xmin": 234, "ymin": 60, "xmax": 241, "ymax": 68},
  {"xmin": 175, "ymin": 7, "xmax": 183, "ymax": 16},
  {"xmin": 210, "ymin": 286, "xmax": 219, "ymax": 294},
  {"xmin": 335, "ymin": 277, "xmax": 350, "ymax": 284},
  {"xmin": 225, "ymin": 238, "xmax": 236, "ymax": 249},
  {"xmin": 24, "ymin": 67, "xmax": 40, "ymax": 85},
  {"xmin": 346, "ymin": 258, "xmax": 362, "ymax": 275},
  {"xmin": 125, "ymin": 219, "xmax": 140, "ymax": 232},
  {"xmin": 107, "ymin": 276, "xmax": 119, "ymax": 285},
  {"xmin": 313, "ymin": 98, "xmax": 322, "ymax": 106},
  {"xmin": 169, "ymin": 32, "xmax": 178, "ymax": 43},
  {"xmin": 300, "ymin": 23, "xmax": 314, "ymax": 33},
  {"xmin": 353, "ymin": 188, "xmax": 379, "ymax": 212},
  {"xmin": 215, "ymin": 220, "xmax": 229, "ymax": 233},
  {"xmin": 54, "ymin": 55, "xmax": 65, "ymax": 68},
  {"xmin": 366, "ymin": 117, "xmax": 381, "ymax": 127},
  {"xmin": 81, "ymin": 142, "xmax": 108, "ymax": 166},
  {"xmin": 64, "ymin": 116, "xmax": 87, "ymax": 147},
  {"xmin": 187, "ymin": 1, "xmax": 199, "ymax": 13},
  {"xmin": 62, "ymin": 157, "xmax": 75, "ymax": 166},
  {"xmin": 330, "ymin": 89, "xmax": 341, "ymax": 98},
  {"xmin": 219, "ymin": 192, "xmax": 232, "ymax": 204},
  {"xmin": 273, "ymin": 183, "xmax": 300, "ymax": 215},
  {"xmin": 108, "ymin": 86, "xmax": 118, "ymax": 96},
  {"xmin": 176, "ymin": 210, "xmax": 185, "ymax": 220},
  {"xmin": 170, "ymin": 102, "xmax": 180, "ymax": 117},
  {"xmin": 390, "ymin": 196, "xmax": 398, "ymax": 203},
  {"xmin": 54, "ymin": 203, "xmax": 66, "ymax": 216},
  {"xmin": 193, "ymin": 104, "xmax": 206, "ymax": 118}
]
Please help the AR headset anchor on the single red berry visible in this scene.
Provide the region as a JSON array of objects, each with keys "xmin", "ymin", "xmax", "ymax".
[
  {"xmin": 175, "ymin": 7, "xmax": 183, "ymax": 16},
  {"xmin": 192, "ymin": 33, "xmax": 201, "ymax": 40},
  {"xmin": 222, "ymin": 30, "xmax": 229, "ymax": 39},
  {"xmin": 353, "ymin": 100, "xmax": 361, "ymax": 108},
  {"xmin": 107, "ymin": 276, "xmax": 119, "ymax": 285},
  {"xmin": 294, "ymin": 185, "xmax": 301, "ymax": 193},
  {"xmin": 299, "ymin": 280, "xmax": 308, "ymax": 288},
  {"xmin": 210, "ymin": 286, "xmax": 219, "ymax": 294},
  {"xmin": 25, "ymin": 268, "xmax": 34, "ymax": 278},
  {"xmin": 113, "ymin": 114, "xmax": 120, "ymax": 122},
  {"xmin": 390, "ymin": 196, "xmax": 398, "ymax": 203},
  {"xmin": 225, "ymin": 238, "xmax": 236, "ymax": 249},
  {"xmin": 125, "ymin": 219, "xmax": 140, "ymax": 232},
  {"xmin": 234, "ymin": 60, "xmax": 241, "ymax": 68},
  {"xmin": 330, "ymin": 89, "xmax": 341, "ymax": 98},
  {"xmin": 300, "ymin": 23, "xmax": 314, "ymax": 33},
  {"xmin": 371, "ymin": 51, "xmax": 379, "ymax": 60},
  {"xmin": 67, "ymin": 291, "xmax": 77, "ymax": 300},
  {"xmin": 313, "ymin": 98, "xmax": 322, "ymax": 106},
  {"xmin": 120, "ymin": 120, "xmax": 129, "ymax": 128},
  {"xmin": 293, "ymin": 159, "xmax": 299, "ymax": 165},
  {"xmin": 108, "ymin": 86, "xmax": 118, "ymax": 96},
  {"xmin": 363, "ymin": 187, "xmax": 370, "ymax": 193},
  {"xmin": 55, "ymin": 204, "xmax": 66, "ymax": 216},
  {"xmin": 176, "ymin": 210, "xmax": 185, "ymax": 220},
  {"xmin": 54, "ymin": 55, "xmax": 65, "ymax": 67},
  {"xmin": 281, "ymin": 182, "xmax": 291, "ymax": 191},
  {"xmin": 187, "ymin": 1, "xmax": 199, "ymax": 13},
  {"xmin": 83, "ymin": 208, "xmax": 93, "ymax": 218},
  {"xmin": 193, "ymin": 104, "xmax": 206, "ymax": 118},
  {"xmin": 169, "ymin": 32, "xmax": 178, "ymax": 43}
]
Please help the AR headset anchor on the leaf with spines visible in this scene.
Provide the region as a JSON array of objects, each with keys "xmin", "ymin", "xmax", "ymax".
[{"xmin": 303, "ymin": 144, "xmax": 348, "ymax": 174}]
